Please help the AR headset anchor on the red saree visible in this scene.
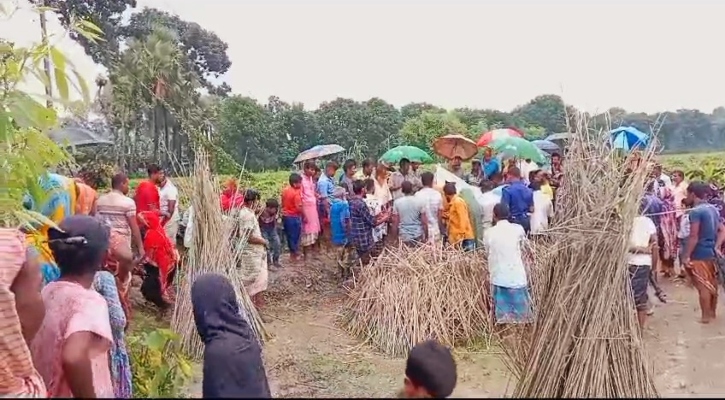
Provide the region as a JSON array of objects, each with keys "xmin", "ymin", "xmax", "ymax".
[
  {"xmin": 138, "ymin": 211, "xmax": 177, "ymax": 301},
  {"xmin": 134, "ymin": 180, "xmax": 160, "ymax": 214}
]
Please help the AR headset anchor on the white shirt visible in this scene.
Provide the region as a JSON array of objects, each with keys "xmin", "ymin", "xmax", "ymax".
[
  {"xmin": 159, "ymin": 180, "xmax": 180, "ymax": 221},
  {"xmin": 478, "ymin": 191, "xmax": 501, "ymax": 229},
  {"xmin": 415, "ymin": 187, "xmax": 443, "ymax": 240},
  {"xmin": 530, "ymin": 191, "xmax": 553, "ymax": 235},
  {"xmin": 518, "ymin": 160, "xmax": 539, "ymax": 184},
  {"xmin": 628, "ymin": 216, "xmax": 657, "ymax": 266},
  {"xmin": 365, "ymin": 195, "xmax": 385, "ymax": 243},
  {"xmin": 483, "ymin": 220, "xmax": 528, "ymax": 288}
]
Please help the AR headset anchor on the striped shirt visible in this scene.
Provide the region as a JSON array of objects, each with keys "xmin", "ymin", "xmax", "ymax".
[
  {"xmin": 96, "ymin": 191, "xmax": 136, "ymax": 238},
  {"xmin": 0, "ymin": 229, "xmax": 46, "ymax": 397}
]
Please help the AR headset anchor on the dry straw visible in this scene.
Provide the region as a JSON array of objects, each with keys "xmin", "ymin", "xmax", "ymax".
[
  {"xmin": 341, "ymin": 244, "xmax": 491, "ymax": 358},
  {"xmin": 171, "ymin": 150, "xmax": 268, "ymax": 360},
  {"xmin": 498, "ymin": 116, "xmax": 659, "ymax": 398}
]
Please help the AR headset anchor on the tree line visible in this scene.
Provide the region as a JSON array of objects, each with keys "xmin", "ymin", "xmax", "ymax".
[{"xmin": 36, "ymin": 1, "xmax": 725, "ymax": 174}]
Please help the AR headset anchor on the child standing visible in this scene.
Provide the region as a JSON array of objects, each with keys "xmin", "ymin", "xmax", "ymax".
[
  {"xmin": 259, "ymin": 199, "xmax": 282, "ymax": 269},
  {"xmin": 281, "ymin": 173, "xmax": 303, "ymax": 261},
  {"xmin": 400, "ymin": 340, "xmax": 457, "ymax": 398}
]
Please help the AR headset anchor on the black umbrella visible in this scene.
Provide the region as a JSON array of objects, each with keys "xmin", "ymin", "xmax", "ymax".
[{"xmin": 48, "ymin": 126, "xmax": 113, "ymax": 148}]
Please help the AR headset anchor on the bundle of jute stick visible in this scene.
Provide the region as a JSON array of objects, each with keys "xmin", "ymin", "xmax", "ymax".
[
  {"xmin": 342, "ymin": 244, "xmax": 490, "ymax": 357},
  {"xmin": 499, "ymin": 117, "xmax": 660, "ymax": 398},
  {"xmin": 171, "ymin": 151, "xmax": 268, "ymax": 360}
]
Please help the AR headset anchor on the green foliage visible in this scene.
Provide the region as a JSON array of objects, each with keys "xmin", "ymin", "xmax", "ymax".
[
  {"xmin": 128, "ymin": 328, "xmax": 192, "ymax": 398},
  {"xmin": 399, "ymin": 111, "xmax": 468, "ymax": 153}
]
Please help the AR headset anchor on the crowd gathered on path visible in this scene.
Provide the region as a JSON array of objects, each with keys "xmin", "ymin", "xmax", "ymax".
[{"xmin": 2, "ymin": 143, "xmax": 725, "ymax": 397}]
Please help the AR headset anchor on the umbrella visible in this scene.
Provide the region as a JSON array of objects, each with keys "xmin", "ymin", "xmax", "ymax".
[
  {"xmin": 476, "ymin": 128, "xmax": 523, "ymax": 147},
  {"xmin": 609, "ymin": 126, "xmax": 648, "ymax": 151},
  {"xmin": 432, "ymin": 134, "xmax": 478, "ymax": 160},
  {"xmin": 489, "ymin": 136, "xmax": 547, "ymax": 165},
  {"xmin": 48, "ymin": 126, "xmax": 113, "ymax": 148},
  {"xmin": 545, "ymin": 132, "xmax": 571, "ymax": 143},
  {"xmin": 379, "ymin": 146, "xmax": 432, "ymax": 164},
  {"xmin": 293, "ymin": 144, "xmax": 345, "ymax": 163},
  {"xmin": 532, "ymin": 139, "xmax": 561, "ymax": 155}
]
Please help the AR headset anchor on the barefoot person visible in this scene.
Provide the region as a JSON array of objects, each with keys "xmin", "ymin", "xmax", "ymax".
[
  {"xmin": 281, "ymin": 173, "xmax": 304, "ymax": 261},
  {"xmin": 628, "ymin": 199, "xmax": 659, "ymax": 327},
  {"xmin": 301, "ymin": 161, "xmax": 321, "ymax": 261},
  {"xmin": 682, "ymin": 181, "xmax": 724, "ymax": 323},
  {"xmin": 235, "ymin": 189, "xmax": 269, "ymax": 313}
]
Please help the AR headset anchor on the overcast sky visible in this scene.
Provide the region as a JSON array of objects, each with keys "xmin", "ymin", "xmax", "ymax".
[{"xmin": 2, "ymin": 0, "xmax": 723, "ymax": 114}]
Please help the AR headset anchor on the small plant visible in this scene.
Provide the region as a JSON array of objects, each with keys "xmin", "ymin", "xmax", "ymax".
[{"xmin": 128, "ymin": 328, "xmax": 193, "ymax": 398}]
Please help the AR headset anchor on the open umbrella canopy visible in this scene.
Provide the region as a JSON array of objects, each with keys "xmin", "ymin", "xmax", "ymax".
[
  {"xmin": 545, "ymin": 132, "xmax": 571, "ymax": 143},
  {"xmin": 609, "ymin": 126, "xmax": 648, "ymax": 151},
  {"xmin": 379, "ymin": 145, "xmax": 432, "ymax": 164},
  {"xmin": 432, "ymin": 134, "xmax": 478, "ymax": 160},
  {"xmin": 48, "ymin": 126, "xmax": 113, "ymax": 148},
  {"xmin": 490, "ymin": 136, "xmax": 547, "ymax": 164},
  {"xmin": 293, "ymin": 144, "xmax": 345, "ymax": 163},
  {"xmin": 532, "ymin": 139, "xmax": 561, "ymax": 154},
  {"xmin": 476, "ymin": 128, "xmax": 523, "ymax": 147}
]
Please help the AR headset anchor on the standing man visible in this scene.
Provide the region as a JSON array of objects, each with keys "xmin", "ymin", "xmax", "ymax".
[
  {"xmin": 389, "ymin": 159, "xmax": 418, "ymax": 200},
  {"xmin": 158, "ymin": 170, "xmax": 180, "ymax": 243},
  {"xmin": 134, "ymin": 164, "xmax": 162, "ymax": 216},
  {"xmin": 354, "ymin": 158, "xmax": 375, "ymax": 180},
  {"xmin": 349, "ymin": 180, "xmax": 388, "ymax": 266},
  {"xmin": 481, "ymin": 148, "xmax": 500, "ymax": 179},
  {"xmin": 466, "ymin": 160, "xmax": 484, "ymax": 187},
  {"xmin": 316, "ymin": 161, "xmax": 339, "ymax": 249},
  {"xmin": 446, "ymin": 156, "xmax": 465, "ymax": 180},
  {"xmin": 340, "ymin": 159, "xmax": 357, "ymax": 195},
  {"xmin": 392, "ymin": 181, "xmax": 428, "ymax": 247},
  {"xmin": 478, "ymin": 180, "xmax": 501, "ymax": 231},
  {"xmin": 501, "ymin": 167, "xmax": 534, "ymax": 234},
  {"xmin": 682, "ymin": 181, "xmax": 725, "ymax": 324},
  {"xmin": 442, "ymin": 182, "xmax": 474, "ymax": 251},
  {"xmin": 415, "ymin": 172, "xmax": 444, "ymax": 244}
]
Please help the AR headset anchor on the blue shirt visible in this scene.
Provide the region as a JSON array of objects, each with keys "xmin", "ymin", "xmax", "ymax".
[
  {"xmin": 330, "ymin": 199, "xmax": 350, "ymax": 246},
  {"xmin": 482, "ymin": 158, "xmax": 500, "ymax": 179},
  {"xmin": 689, "ymin": 203, "xmax": 720, "ymax": 261},
  {"xmin": 316, "ymin": 174, "xmax": 335, "ymax": 201},
  {"xmin": 642, "ymin": 194, "xmax": 663, "ymax": 227},
  {"xmin": 501, "ymin": 180, "xmax": 533, "ymax": 220}
]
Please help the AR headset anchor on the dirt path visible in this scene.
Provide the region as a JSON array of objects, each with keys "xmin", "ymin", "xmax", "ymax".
[{"xmin": 180, "ymin": 259, "xmax": 725, "ymax": 398}]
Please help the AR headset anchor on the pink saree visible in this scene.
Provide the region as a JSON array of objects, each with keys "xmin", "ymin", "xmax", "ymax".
[{"xmin": 300, "ymin": 175, "xmax": 320, "ymax": 247}]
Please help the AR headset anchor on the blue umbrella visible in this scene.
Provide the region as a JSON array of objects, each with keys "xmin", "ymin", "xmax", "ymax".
[
  {"xmin": 531, "ymin": 139, "xmax": 561, "ymax": 154},
  {"xmin": 545, "ymin": 132, "xmax": 571, "ymax": 142},
  {"xmin": 609, "ymin": 126, "xmax": 649, "ymax": 151},
  {"xmin": 293, "ymin": 144, "xmax": 345, "ymax": 163}
]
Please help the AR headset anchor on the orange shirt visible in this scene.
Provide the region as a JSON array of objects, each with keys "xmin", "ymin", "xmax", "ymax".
[{"xmin": 281, "ymin": 186, "xmax": 302, "ymax": 217}]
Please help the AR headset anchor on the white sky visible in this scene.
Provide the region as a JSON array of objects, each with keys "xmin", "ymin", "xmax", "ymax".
[{"xmin": 2, "ymin": 0, "xmax": 723, "ymax": 114}]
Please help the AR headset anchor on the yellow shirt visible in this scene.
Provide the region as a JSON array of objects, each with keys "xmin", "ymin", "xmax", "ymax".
[
  {"xmin": 447, "ymin": 195, "xmax": 474, "ymax": 244},
  {"xmin": 540, "ymin": 183, "xmax": 554, "ymax": 201}
]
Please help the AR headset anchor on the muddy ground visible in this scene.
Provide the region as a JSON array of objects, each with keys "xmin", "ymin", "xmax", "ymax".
[{"xmin": 133, "ymin": 255, "xmax": 725, "ymax": 398}]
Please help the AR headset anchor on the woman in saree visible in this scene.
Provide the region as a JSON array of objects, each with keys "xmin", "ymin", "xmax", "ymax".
[
  {"xmin": 138, "ymin": 211, "xmax": 178, "ymax": 309},
  {"xmin": 23, "ymin": 173, "xmax": 78, "ymax": 286},
  {"xmin": 93, "ymin": 271, "xmax": 132, "ymax": 398},
  {"xmin": 300, "ymin": 161, "xmax": 321, "ymax": 260},
  {"xmin": 658, "ymin": 187, "xmax": 680, "ymax": 278},
  {"xmin": 74, "ymin": 178, "xmax": 98, "ymax": 216}
]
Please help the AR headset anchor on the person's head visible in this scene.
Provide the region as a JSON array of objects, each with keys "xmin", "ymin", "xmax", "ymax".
[
  {"xmin": 111, "ymin": 172, "xmax": 130, "ymax": 195},
  {"xmin": 490, "ymin": 172, "xmax": 504, "ymax": 186},
  {"xmin": 507, "ymin": 158, "xmax": 517, "ymax": 167},
  {"xmin": 471, "ymin": 160, "xmax": 481, "ymax": 173},
  {"xmin": 48, "ymin": 215, "xmax": 111, "ymax": 286},
  {"xmin": 420, "ymin": 171, "xmax": 434, "ymax": 188},
  {"xmin": 538, "ymin": 170, "xmax": 549, "ymax": 183},
  {"xmin": 652, "ymin": 164, "xmax": 663, "ymax": 177},
  {"xmin": 191, "ymin": 273, "xmax": 254, "ymax": 344},
  {"xmin": 361, "ymin": 159, "xmax": 375, "ymax": 176},
  {"xmin": 483, "ymin": 147, "xmax": 493, "ymax": 160},
  {"xmin": 506, "ymin": 166, "xmax": 522, "ymax": 181},
  {"xmin": 644, "ymin": 179, "xmax": 655, "ymax": 195},
  {"xmin": 399, "ymin": 158, "xmax": 411, "ymax": 174},
  {"xmin": 352, "ymin": 179, "xmax": 367, "ymax": 196},
  {"xmin": 411, "ymin": 161, "xmax": 421, "ymax": 171},
  {"xmin": 493, "ymin": 202, "xmax": 510, "ymax": 223},
  {"xmin": 289, "ymin": 172, "xmax": 303, "ymax": 189},
  {"xmin": 313, "ymin": 165, "xmax": 322, "ymax": 181},
  {"xmin": 480, "ymin": 180, "xmax": 495, "ymax": 193},
  {"xmin": 147, "ymin": 164, "xmax": 164, "ymax": 184},
  {"xmin": 449, "ymin": 156, "xmax": 462, "ymax": 170},
  {"xmin": 343, "ymin": 159, "xmax": 357, "ymax": 177},
  {"xmin": 325, "ymin": 161, "xmax": 339, "ymax": 178},
  {"xmin": 529, "ymin": 181, "xmax": 542, "ymax": 191},
  {"xmin": 303, "ymin": 160, "xmax": 317, "ymax": 177},
  {"xmin": 551, "ymin": 152, "xmax": 561, "ymax": 165},
  {"xmin": 364, "ymin": 178, "xmax": 376, "ymax": 195},
  {"xmin": 244, "ymin": 189, "xmax": 261, "ymax": 209},
  {"xmin": 376, "ymin": 162, "xmax": 390, "ymax": 177},
  {"xmin": 443, "ymin": 181, "xmax": 457, "ymax": 199},
  {"xmin": 333, "ymin": 187, "xmax": 347, "ymax": 200},
  {"xmin": 403, "ymin": 340, "xmax": 457, "ymax": 399},
  {"xmin": 686, "ymin": 181, "xmax": 709, "ymax": 206},
  {"xmin": 672, "ymin": 169, "xmax": 685, "ymax": 184},
  {"xmin": 529, "ymin": 169, "xmax": 543, "ymax": 184},
  {"xmin": 401, "ymin": 181, "xmax": 414, "ymax": 196},
  {"xmin": 265, "ymin": 198, "xmax": 279, "ymax": 214}
]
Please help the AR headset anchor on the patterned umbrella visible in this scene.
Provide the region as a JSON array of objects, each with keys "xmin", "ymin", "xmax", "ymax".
[
  {"xmin": 432, "ymin": 134, "xmax": 478, "ymax": 160},
  {"xmin": 476, "ymin": 128, "xmax": 524, "ymax": 147},
  {"xmin": 532, "ymin": 139, "xmax": 561, "ymax": 155},
  {"xmin": 609, "ymin": 127, "xmax": 648, "ymax": 151},
  {"xmin": 293, "ymin": 144, "xmax": 345, "ymax": 163},
  {"xmin": 379, "ymin": 145, "xmax": 432, "ymax": 164},
  {"xmin": 489, "ymin": 136, "xmax": 547, "ymax": 165}
]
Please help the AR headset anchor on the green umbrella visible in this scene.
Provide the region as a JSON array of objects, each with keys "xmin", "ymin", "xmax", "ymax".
[
  {"xmin": 379, "ymin": 145, "xmax": 432, "ymax": 164},
  {"xmin": 490, "ymin": 136, "xmax": 547, "ymax": 165}
]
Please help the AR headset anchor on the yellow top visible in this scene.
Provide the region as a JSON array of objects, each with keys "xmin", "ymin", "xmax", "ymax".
[
  {"xmin": 540, "ymin": 183, "xmax": 554, "ymax": 200},
  {"xmin": 446, "ymin": 195, "xmax": 474, "ymax": 244}
]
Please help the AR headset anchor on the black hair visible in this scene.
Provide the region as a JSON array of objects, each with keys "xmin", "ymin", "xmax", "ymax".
[
  {"xmin": 490, "ymin": 172, "xmax": 503, "ymax": 183},
  {"xmin": 528, "ymin": 170, "xmax": 537, "ymax": 182},
  {"xmin": 399, "ymin": 158, "xmax": 410, "ymax": 166},
  {"xmin": 687, "ymin": 181, "xmax": 709, "ymax": 200},
  {"xmin": 551, "ymin": 152, "xmax": 561, "ymax": 159},
  {"xmin": 443, "ymin": 182, "xmax": 457, "ymax": 196},
  {"xmin": 49, "ymin": 216, "xmax": 110, "ymax": 277},
  {"xmin": 420, "ymin": 171, "xmax": 434, "ymax": 187},
  {"xmin": 244, "ymin": 189, "xmax": 261, "ymax": 204},
  {"xmin": 111, "ymin": 172, "xmax": 128, "ymax": 190},
  {"xmin": 362, "ymin": 158, "xmax": 374, "ymax": 169},
  {"xmin": 266, "ymin": 198, "xmax": 279, "ymax": 209},
  {"xmin": 343, "ymin": 159, "xmax": 357, "ymax": 173},
  {"xmin": 303, "ymin": 160, "xmax": 316, "ymax": 171},
  {"xmin": 529, "ymin": 181, "xmax": 542, "ymax": 191},
  {"xmin": 326, "ymin": 161, "xmax": 339, "ymax": 170},
  {"xmin": 507, "ymin": 166, "xmax": 521, "ymax": 178},
  {"xmin": 405, "ymin": 340, "xmax": 457, "ymax": 398},
  {"xmin": 289, "ymin": 172, "xmax": 302, "ymax": 185},
  {"xmin": 147, "ymin": 163, "xmax": 162, "ymax": 176},
  {"xmin": 364, "ymin": 178, "xmax": 375, "ymax": 193},
  {"xmin": 401, "ymin": 181, "xmax": 414, "ymax": 195},
  {"xmin": 352, "ymin": 179, "xmax": 366, "ymax": 195},
  {"xmin": 480, "ymin": 180, "xmax": 495, "ymax": 192},
  {"xmin": 493, "ymin": 202, "xmax": 510, "ymax": 220}
]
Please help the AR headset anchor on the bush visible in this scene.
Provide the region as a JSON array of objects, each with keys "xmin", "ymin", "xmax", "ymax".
[{"xmin": 128, "ymin": 328, "xmax": 193, "ymax": 398}]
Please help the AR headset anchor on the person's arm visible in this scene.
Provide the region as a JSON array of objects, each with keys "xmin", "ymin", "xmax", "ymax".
[
  {"xmin": 501, "ymin": 187, "xmax": 511, "ymax": 208},
  {"xmin": 546, "ymin": 199, "xmax": 554, "ymax": 219},
  {"xmin": 391, "ymin": 204, "xmax": 400, "ymax": 239},
  {"xmin": 649, "ymin": 230, "xmax": 660, "ymax": 267},
  {"xmin": 89, "ymin": 195, "xmax": 98, "ymax": 216},
  {"xmin": 716, "ymin": 222, "xmax": 725, "ymax": 257},
  {"xmin": 63, "ymin": 331, "xmax": 101, "ymax": 398},
  {"xmin": 95, "ymin": 272, "xmax": 127, "ymax": 331},
  {"xmin": 12, "ymin": 251, "xmax": 44, "ymax": 344},
  {"xmin": 420, "ymin": 209, "xmax": 429, "ymax": 242},
  {"xmin": 684, "ymin": 210, "xmax": 700, "ymax": 265},
  {"xmin": 527, "ymin": 190, "xmax": 535, "ymax": 214},
  {"xmin": 389, "ymin": 175, "xmax": 401, "ymax": 192},
  {"xmin": 127, "ymin": 209, "xmax": 145, "ymax": 262}
]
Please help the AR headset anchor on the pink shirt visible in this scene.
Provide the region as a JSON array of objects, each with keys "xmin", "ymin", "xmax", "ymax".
[{"xmin": 30, "ymin": 281, "xmax": 114, "ymax": 398}]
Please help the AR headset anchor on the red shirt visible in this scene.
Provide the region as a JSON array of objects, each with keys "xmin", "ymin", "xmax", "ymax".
[
  {"xmin": 134, "ymin": 180, "xmax": 160, "ymax": 214},
  {"xmin": 281, "ymin": 186, "xmax": 302, "ymax": 217}
]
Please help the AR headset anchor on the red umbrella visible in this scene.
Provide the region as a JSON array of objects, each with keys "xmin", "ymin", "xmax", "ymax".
[{"xmin": 476, "ymin": 128, "xmax": 524, "ymax": 147}]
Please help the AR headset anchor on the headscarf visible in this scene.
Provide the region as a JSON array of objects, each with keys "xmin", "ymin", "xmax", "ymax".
[
  {"xmin": 221, "ymin": 179, "xmax": 244, "ymax": 212},
  {"xmin": 74, "ymin": 180, "xmax": 97, "ymax": 215},
  {"xmin": 191, "ymin": 273, "xmax": 271, "ymax": 399},
  {"xmin": 138, "ymin": 211, "xmax": 177, "ymax": 295},
  {"xmin": 459, "ymin": 188, "xmax": 484, "ymax": 246}
]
